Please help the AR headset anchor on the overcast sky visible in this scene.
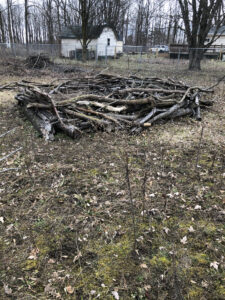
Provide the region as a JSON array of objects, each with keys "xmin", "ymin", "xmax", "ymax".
[{"xmin": 0, "ymin": 0, "xmax": 23, "ymax": 6}]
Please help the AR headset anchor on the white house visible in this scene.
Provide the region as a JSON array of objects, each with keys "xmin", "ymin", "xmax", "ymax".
[
  {"xmin": 206, "ymin": 26, "xmax": 225, "ymax": 46},
  {"xmin": 60, "ymin": 25, "xmax": 123, "ymax": 59}
]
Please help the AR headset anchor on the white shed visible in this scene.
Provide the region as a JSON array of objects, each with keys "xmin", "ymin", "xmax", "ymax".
[
  {"xmin": 206, "ymin": 26, "xmax": 225, "ymax": 46},
  {"xmin": 60, "ymin": 25, "xmax": 123, "ymax": 59}
]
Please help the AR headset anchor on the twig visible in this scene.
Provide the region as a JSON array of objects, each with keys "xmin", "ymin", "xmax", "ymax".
[
  {"xmin": 48, "ymin": 95, "xmax": 65, "ymax": 126},
  {"xmin": 220, "ymin": 155, "xmax": 225, "ymax": 188},
  {"xmin": 209, "ymin": 153, "xmax": 217, "ymax": 174},
  {"xmin": 141, "ymin": 150, "xmax": 148, "ymax": 216},
  {"xmin": 32, "ymin": 53, "xmax": 41, "ymax": 69},
  {"xmin": 0, "ymin": 167, "xmax": 19, "ymax": 173},
  {"xmin": 94, "ymin": 67, "xmax": 109, "ymax": 78},
  {"xmin": 206, "ymin": 75, "xmax": 225, "ymax": 90},
  {"xmin": 0, "ymin": 147, "xmax": 22, "ymax": 163},
  {"xmin": 195, "ymin": 125, "xmax": 204, "ymax": 171},
  {"xmin": 125, "ymin": 152, "xmax": 137, "ymax": 251},
  {"xmin": 0, "ymin": 127, "xmax": 17, "ymax": 138}
]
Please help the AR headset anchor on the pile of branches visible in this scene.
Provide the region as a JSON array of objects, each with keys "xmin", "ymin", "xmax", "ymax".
[
  {"xmin": 25, "ymin": 53, "xmax": 51, "ymax": 69},
  {"xmin": 15, "ymin": 73, "xmax": 214, "ymax": 140}
]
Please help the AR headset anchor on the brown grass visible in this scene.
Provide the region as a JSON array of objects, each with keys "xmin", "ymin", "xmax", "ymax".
[{"xmin": 0, "ymin": 58, "xmax": 224, "ymax": 299}]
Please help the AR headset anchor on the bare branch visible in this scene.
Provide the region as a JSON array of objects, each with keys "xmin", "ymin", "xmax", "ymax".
[{"xmin": 0, "ymin": 147, "xmax": 23, "ymax": 163}]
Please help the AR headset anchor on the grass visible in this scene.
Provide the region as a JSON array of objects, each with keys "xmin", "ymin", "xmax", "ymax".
[{"xmin": 0, "ymin": 57, "xmax": 224, "ymax": 299}]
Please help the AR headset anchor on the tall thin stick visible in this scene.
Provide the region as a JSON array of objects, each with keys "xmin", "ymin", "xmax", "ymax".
[
  {"xmin": 195, "ymin": 125, "xmax": 204, "ymax": 171},
  {"xmin": 125, "ymin": 152, "xmax": 136, "ymax": 251},
  {"xmin": 142, "ymin": 150, "xmax": 148, "ymax": 216}
]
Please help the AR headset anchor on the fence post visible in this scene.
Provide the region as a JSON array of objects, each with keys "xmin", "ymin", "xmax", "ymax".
[
  {"xmin": 95, "ymin": 44, "xmax": 98, "ymax": 63},
  {"xmin": 11, "ymin": 43, "xmax": 15, "ymax": 57},
  {"xmin": 178, "ymin": 48, "xmax": 181, "ymax": 65},
  {"xmin": 105, "ymin": 45, "xmax": 107, "ymax": 64}
]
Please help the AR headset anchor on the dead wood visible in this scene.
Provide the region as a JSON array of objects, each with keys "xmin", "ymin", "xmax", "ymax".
[
  {"xmin": 0, "ymin": 128, "xmax": 17, "ymax": 138},
  {"xmin": 25, "ymin": 53, "xmax": 51, "ymax": 69},
  {"xmin": 12, "ymin": 73, "xmax": 214, "ymax": 140},
  {"xmin": 0, "ymin": 147, "xmax": 23, "ymax": 162}
]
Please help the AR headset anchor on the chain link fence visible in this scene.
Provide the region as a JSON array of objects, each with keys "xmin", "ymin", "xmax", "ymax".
[
  {"xmin": 0, "ymin": 43, "xmax": 224, "ymax": 71},
  {"xmin": 0, "ymin": 43, "xmax": 123, "ymax": 61}
]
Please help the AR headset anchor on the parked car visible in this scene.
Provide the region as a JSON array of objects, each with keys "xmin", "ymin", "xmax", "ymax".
[{"xmin": 150, "ymin": 45, "xmax": 169, "ymax": 53}]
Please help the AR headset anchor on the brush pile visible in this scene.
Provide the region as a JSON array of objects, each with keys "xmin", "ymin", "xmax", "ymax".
[
  {"xmin": 14, "ymin": 73, "xmax": 214, "ymax": 140},
  {"xmin": 25, "ymin": 53, "xmax": 51, "ymax": 69}
]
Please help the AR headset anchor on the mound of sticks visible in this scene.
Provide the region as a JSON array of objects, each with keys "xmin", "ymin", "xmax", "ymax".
[
  {"xmin": 25, "ymin": 53, "xmax": 51, "ymax": 69},
  {"xmin": 14, "ymin": 73, "xmax": 214, "ymax": 140}
]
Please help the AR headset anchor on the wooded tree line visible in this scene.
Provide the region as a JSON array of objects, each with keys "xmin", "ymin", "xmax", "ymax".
[
  {"xmin": 0, "ymin": 0, "xmax": 187, "ymax": 45},
  {"xmin": 1, "ymin": 0, "xmax": 225, "ymax": 70}
]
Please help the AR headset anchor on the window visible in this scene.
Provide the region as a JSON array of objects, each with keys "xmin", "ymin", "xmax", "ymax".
[{"xmin": 107, "ymin": 38, "xmax": 110, "ymax": 46}]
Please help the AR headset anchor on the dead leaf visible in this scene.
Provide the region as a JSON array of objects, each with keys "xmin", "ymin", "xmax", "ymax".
[
  {"xmin": 28, "ymin": 248, "xmax": 39, "ymax": 260},
  {"xmin": 180, "ymin": 236, "xmax": 187, "ymax": 244},
  {"xmin": 201, "ymin": 281, "xmax": 209, "ymax": 288},
  {"xmin": 163, "ymin": 227, "xmax": 170, "ymax": 234},
  {"xmin": 90, "ymin": 290, "xmax": 96, "ymax": 295},
  {"xmin": 64, "ymin": 285, "xmax": 74, "ymax": 294},
  {"xmin": 188, "ymin": 226, "xmax": 195, "ymax": 233},
  {"xmin": 44, "ymin": 284, "xmax": 52, "ymax": 293},
  {"xmin": 194, "ymin": 205, "xmax": 202, "ymax": 210},
  {"xmin": 73, "ymin": 251, "xmax": 82, "ymax": 263},
  {"xmin": 6, "ymin": 224, "xmax": 14, "ymax": 232},
  {"xmin": 210, "ymin": 261, "xmax": 219, "ymax": 270},
  {"xmin": 4, "ymin": 284, "xmax": 12, "ymax": 295},
  {"xmin": 112, "ymin": 291, "xmax": 119, "ymax": 299},
  {"xmin": 140, "ymin": 263, "xmax": 148, "ymax": 269}
]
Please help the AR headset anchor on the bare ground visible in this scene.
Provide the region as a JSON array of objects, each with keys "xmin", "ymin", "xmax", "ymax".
[{"xmin": 0, "ymin": 58, "xmax": 224, "ymax": 300}]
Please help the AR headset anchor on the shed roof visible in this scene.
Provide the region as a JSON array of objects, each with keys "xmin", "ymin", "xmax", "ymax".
[
  {"xmin": 208, "ymin": 26, "xmax": 225, "ymax": 36},
  {"xmin": 60, "ymin": 25, "xmax": 123, "ymax": 41}
]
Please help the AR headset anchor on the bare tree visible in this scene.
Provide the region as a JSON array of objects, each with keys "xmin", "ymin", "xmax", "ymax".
[
  {"xmin": 178, "ymin": 0, "xmax": 225, "ymax": 70},
  {"xmin": 0, "ymin": 6, "xmax": 6, "ymax": 43},
  {"xmin": 24, "ymin": 0, "xmax": 29, "ymax": 45},
  {"xmin": 74, "ymin": 0, "xmax": 100, "ymax": 61},
  {"xmin": 6, "ymin": 0, "xmax": 13, "ymax": 44}
]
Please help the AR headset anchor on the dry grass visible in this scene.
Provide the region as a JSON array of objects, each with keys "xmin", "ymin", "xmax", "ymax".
[{"xmin": 0, "ymin": 58, "xmax": 224, "ymax": 299}]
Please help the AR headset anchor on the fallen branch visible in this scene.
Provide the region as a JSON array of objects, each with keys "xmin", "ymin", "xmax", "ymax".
[
  {"xmin": 0, "ymin": 147, "xmax": 23, "ymax": 163},
  {"xmin": 0, "ymin": 128, "xmax": 18, "ymax": 138},
  {"xmin": 0, "ymin": 167, "xmax": 19, "ymax": 173}
]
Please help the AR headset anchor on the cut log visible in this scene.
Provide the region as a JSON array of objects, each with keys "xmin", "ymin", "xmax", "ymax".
[{"xmin": 20, "ymin": 105, "xmax": 55, "ymax": 140}]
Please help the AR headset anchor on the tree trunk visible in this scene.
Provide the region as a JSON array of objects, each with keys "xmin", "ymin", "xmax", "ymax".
[
  {"xmin": 167, "ymin": 14, "xmax": 172, "ymax": 45},
  {"xmin": 189, "ymin": 49, "xmax": 203, "ymax": 71},
  {"xmin": 81, "ymin": 20, "xmax": 88, "ymax": 62},
  {"xmin": 25, "ymin": 0, "xmax": 29, "ymax": 53},
  {"xmin": 81, "ymin": 0, "xmax": 88, "ymax": 62},
  {"xmin": 0, "ymin": 10, "xmax": 6, "ymax": 43},
  {"xmin": 6, "ymin": 0, "xmax": 13, "ymax": 44}
]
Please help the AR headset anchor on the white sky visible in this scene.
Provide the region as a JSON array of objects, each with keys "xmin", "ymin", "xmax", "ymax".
[{"xmin": 0, "ymin": 0, "xmax": 24, "ymax": 6}]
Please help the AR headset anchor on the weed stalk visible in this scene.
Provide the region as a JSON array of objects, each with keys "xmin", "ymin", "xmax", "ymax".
[{"xmin": 125, "ymin": 152, "xmax": 137, "ymax": 251}]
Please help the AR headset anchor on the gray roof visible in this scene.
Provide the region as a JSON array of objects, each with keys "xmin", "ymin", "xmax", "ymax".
[
  {"xmin": 208, "ymin": 26, "xmax": 225, "ymax": 36},
  {"xmin": 60, "ymin": 25, "xmax": 123, "ymax": 41}
]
